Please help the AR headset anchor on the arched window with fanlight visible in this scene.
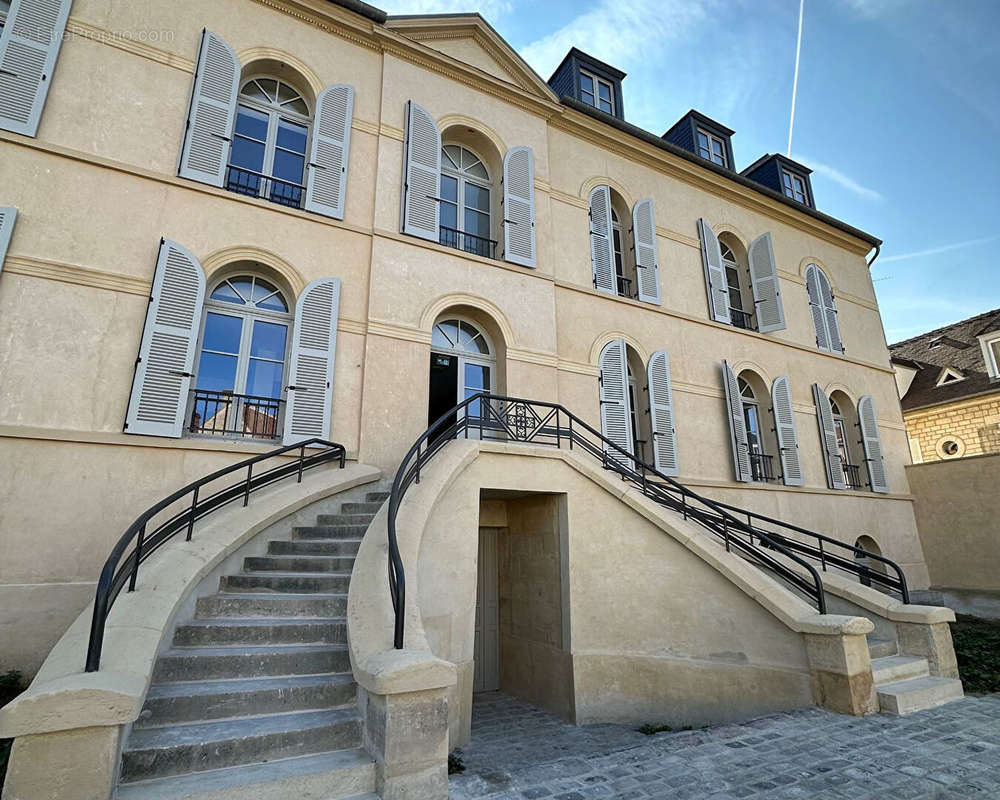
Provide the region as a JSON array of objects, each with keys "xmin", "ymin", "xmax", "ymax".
[
  {"xmin": 189, "ymin": 275, "xmax": 292, "ymax": 440},
  {"xmin": 428, "ymin": 317, "xmax": 496, "ymax": 439},
  {"xmin": 440, "ymin": 145, "xmax": 494, "ymax": 258},
  {"xmin": 227, "ymin": 77, "xmax": 312, "ymax": 208}
]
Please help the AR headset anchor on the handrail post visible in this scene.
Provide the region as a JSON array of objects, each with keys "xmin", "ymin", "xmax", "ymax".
[
  {"xmin": 569, "ymin": 416, "xmax": 573, "ymax": 450},
  {"xmin": 128, "ymin": 524, "xmax": 145, "ymax": 592},
  {"xmin": 415, "ymin": 445, "xmax": 421, "ymax": 485},
  {"xmin": 186, "ymin": 487, "xmax": 199, "ymax": 541},
  {"xmin": 723, "ymin": 517, "xmax": 730, "ymax": 552},
  {"xmin": 298, "ymin": 445, "xmax": 306, "ymax": 483},
  {"xmin": 244, "ymin": 463, "xmax": 253, "ymax": 507},
  {"xmin": 819, "ymin": 539, "xmax": 826, "ymax": 571},
  {"xmin": 339, "ymin": 445, "xmax": 346, "ymax": 468}
]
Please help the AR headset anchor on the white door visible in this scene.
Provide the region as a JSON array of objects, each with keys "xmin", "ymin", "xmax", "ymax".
[{"xmin": 474, "ymin": 528, "xmax": 499, "ymax": 692}]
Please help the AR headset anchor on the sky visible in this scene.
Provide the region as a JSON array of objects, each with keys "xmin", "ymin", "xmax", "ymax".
[{"xmin": 378, "ymin": 0, "xmax": 1000, "ymax": 344}]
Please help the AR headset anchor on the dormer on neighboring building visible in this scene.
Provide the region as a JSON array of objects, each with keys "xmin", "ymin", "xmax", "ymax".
[
  {"xmin": 742, "ymin": 154, "xmax": 815, "ymax": 209},
  {"xmin": 662, "ymin": 110, "xmax": 735, "ymax": 171},
  {"xmin": 547, "ymin": 48, "xmax": 626, "ymax": 120}
]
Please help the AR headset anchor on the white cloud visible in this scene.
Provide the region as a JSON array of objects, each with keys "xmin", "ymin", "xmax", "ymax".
[
  {"xmin": 376, "ymin": 0, "xmax": 514, "ymax": 19},
  {"xmin": 792, "ymin": 154, "xmax": 883, "ymax": 202},
  {"xmin": 880, "ymin": 234, "xmax": 1000, "ymax": 263}
]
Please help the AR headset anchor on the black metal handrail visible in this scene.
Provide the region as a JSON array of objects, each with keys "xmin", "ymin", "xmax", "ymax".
[
  {"xmin": 386, "ymin": 393, "xmax": 887, "ymax": 649},
  {"xmin": 225, "ymin": 164, "xmax": 305, "ymax": 209},
  {"xmin": 189, "ymin": 389, "xmax": 283, "ymax": 440},
  {"xmin": 85, "ymin": 439, "xmax": 346, "ymax": 672},
  {"xmin": 438, "ymin": 225, "xmax": 497, "ymax": 259}
]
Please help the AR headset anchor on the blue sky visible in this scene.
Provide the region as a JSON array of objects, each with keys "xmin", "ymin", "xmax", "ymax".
[{"xmin": 380, "ymin": 0, "xmax": 1000, "ymax": 343}]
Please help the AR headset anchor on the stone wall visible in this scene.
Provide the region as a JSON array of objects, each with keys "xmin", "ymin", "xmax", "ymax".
[{"xmin": 904, "ymin": 395, "xmax": 1000, "ymax": 462}]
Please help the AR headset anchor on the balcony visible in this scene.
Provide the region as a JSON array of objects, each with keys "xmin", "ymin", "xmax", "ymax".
[
  {"xmin": 439, "ymin": 225, "xmax": 497, "ymax": 260},
  {"xmin": 188, "ymin": 389, "xmax": 284, "ymax": 441},
  {"xmin": 730, "ymin": 307, "xmax": 757, "ymax": 332},
  {"xmin": 749, "ymin": 451, "xmax": 776, "ymax": 483},
  {"xmin": 225, "ymin": 164, "xmax": 304, "ymax": 210},
  {"xmin": 843, "ymin": 462, "xmax": 865, "ymax": 491},
  {"xmin": 616, "ymin": 274, "xmax": 633, "ymax": 299}
]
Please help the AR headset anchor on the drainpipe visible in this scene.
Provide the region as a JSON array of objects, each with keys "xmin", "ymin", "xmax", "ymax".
[{"xmin": 866, "ymin": 242, "xmax": 881, "ymax": 269}]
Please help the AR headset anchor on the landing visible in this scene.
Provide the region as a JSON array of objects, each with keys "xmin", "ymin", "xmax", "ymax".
[{"xmin": 449, "ymin": 692, "xmax": 1000, "ymax": 799}]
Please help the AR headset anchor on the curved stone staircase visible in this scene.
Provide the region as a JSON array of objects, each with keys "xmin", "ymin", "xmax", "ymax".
[{"xmin": 116, "ymin": 491, "xmax": 389, "ymax": 800}]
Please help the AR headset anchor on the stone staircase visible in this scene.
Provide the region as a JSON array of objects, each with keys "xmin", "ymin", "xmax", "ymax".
[
  {"xmin": 116, "ymin": 491, "xmax": 390, "ymax": 800},
  {"xmin": 867, "ymin": 636, "xmax": 964, "ymax": 714}
]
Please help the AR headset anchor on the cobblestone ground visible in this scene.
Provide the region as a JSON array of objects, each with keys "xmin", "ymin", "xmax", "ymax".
[{"xmin": 448, "ymin": 692, "xmax": 1000, "ymax": 800}]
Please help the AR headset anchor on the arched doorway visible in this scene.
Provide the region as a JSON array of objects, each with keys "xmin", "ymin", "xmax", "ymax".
[
  {"xmin": 429, "ymin": 317, "xmax": 496, "ymax": 436},
  {"xmin": 854, "ymin": 535, "xmax": 888, "ymax": 586}
]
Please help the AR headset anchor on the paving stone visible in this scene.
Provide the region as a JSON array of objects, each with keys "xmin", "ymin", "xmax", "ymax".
[{"xmin": 448, "ymin": 692, "xmax": 1000, "ymax": 800}]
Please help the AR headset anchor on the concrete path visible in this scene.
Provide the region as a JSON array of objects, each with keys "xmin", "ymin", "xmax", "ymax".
[{"xmin": 448, "ymin": 691, "xmax": 1000, "ymax": 799}]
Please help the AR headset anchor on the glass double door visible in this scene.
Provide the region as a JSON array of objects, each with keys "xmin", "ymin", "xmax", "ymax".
[{"xmin": 428, "ymin": 353, "xmax": 492, "ymax": 436}]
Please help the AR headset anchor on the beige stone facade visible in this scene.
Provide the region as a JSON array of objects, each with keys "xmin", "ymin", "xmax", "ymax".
[
  {"xmin": 902, "ymin": 395, "xmax": 1000, "ymax": 463},
  {"xmin": 0, "ymin": 0, "xmax": 927, "ymax": 682}
]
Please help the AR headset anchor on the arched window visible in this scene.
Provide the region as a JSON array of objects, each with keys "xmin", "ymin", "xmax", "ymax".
[
  {"xmin": 190, "ymin": 275, "xmax": 292, "ymax": 440},
  {"xmin": 611, "ymin": 207, "xmax": 628, "ymax": 297},
  {"xmin": 440, "ymin": 145, "xmax": 493, "ymax": 258},
  {"xmin": 228, "ymin": 77, "xmax": 312, "ymax": 208},
  {"xmin": 720, "ymin": 240, "xmax": 754, "ymax": 331},
  {"xmin": 737, "ymin": 374, "xmax": 776, "ymax": 482},
  {"xmin": 429, "ymin": 318, "xmax": 496, "ymax": 433},
  {"xmin": 805, "ymin": 264, "xmax": 843, "ymax": 353}
]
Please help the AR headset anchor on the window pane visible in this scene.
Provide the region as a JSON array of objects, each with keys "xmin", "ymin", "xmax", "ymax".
[
  {"xmin": 599, "ymin": 99, "xmax": 613, "ymax": 114},
  {"xmin": 440, "ymin": 200, "xmax": 458, "ymax": 231},
  {"xmin": 466, "ymin": 161, "xmax": 489, "ymax": 181},
  {"xmin": 276, "ymin": 81, "xmax": 301, "ymax": 105},
  {"xmin": 464, "ymin": 362, "xmax": 490, "ymax": 390},
  {"xmin": 273, "ymin": 149, "xmax": 305, "ymax": 185},
  {"xmin": 443, "ymin": 145, "xmax": 461, "ymax": 170},
  {"xmin": 991, "ymin": 340, "xmax": 1000, "ymax": 371},
  {"xmin": 744, "ymin": 406, "xmax": 761, "ymax": 450},
  {"xmin": 202, "ymin": 313, "xmax": 243, "ymax": 354},
  {"xmin": 250, "ymin": 279, "xmax": 278, "ymax": 304},
  {"xmin": 256, "ymin": 78, "xmax": 278, "ymax": 102},
  {"xmin": 580, "ymin": 73, "xmax": 594, "ymax": 94},
  {"xmin": 229, "ymin": 278, "xmax": 253, "ymax": 303},
  {"xmin": 246, "ymin": 358, "xmax": 285, "ymax": 399},
  {"xmin": 598, "ymin": 82, "xmax": 611, "ymax": 102},
  {"xmin": 441, "ymin": 174, "xmax": 458, "ymax": 202},
  {"xmin": 434, "ymin": 320, "xmax": 459, "ymax": 348},
  {"xmin": 250, "ymin": 320, "xmax": 288, "ymax": 360},
  {"xmin": 465, "ymin": 182, "xmax": 490, "ymax": 212},
  {"xmin": 235, "ymin": 106, "xmax": 268, "ymax": 140},
  {"xmin": 211, "ymin": 281, "xmax": 246, "ymax": 305},
  {"xmin": 231, "ymin": 137, "xmax": 266, "ymax": 174},
  {"xmin": 196, "ymin": 352, "xmax": 238, "ymax": 393},
  {"xmin": 464, "ymin": 208, "xmax": 490, "ymax": 239},
  {"xmin": 241, "ymin": 81, "xmax": 269, "ymax": 103},
  {"xmin": 276, "ymin": 119, "xmax": 308, "ymax": 153}
]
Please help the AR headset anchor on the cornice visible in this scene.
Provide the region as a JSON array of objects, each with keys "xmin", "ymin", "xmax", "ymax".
[
  {"xmin": 3, "ymin": 256, "xmax": 151, "ymax": 296},
  {"xmin": 366, "ymin": 319, "xmax": 432, "ymax": 345},
  {"xmin": 252, "ymin": 0, "xmax": 381, "ymax": 51}
]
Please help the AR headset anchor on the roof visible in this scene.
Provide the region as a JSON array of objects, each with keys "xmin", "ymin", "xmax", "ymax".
[
  {"xmin": 548, "ymin": 47, "xmax": 627, "ymax": 83},
  {"xmin": 327, "ymin": 0, "xmax": 386, "ymax": 24},
  {"xmin": 742, "ymin": 153, "xmax": 813, "ymax": 177},
  {"xmin": 664, "ymin": 109, "xmax": 735, "ymax": 138},
  {"xmin": 889, "ymin": 307, "xmax": 1000, "ymax": 410}
]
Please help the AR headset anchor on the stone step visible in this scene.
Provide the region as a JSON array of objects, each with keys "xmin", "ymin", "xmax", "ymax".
[
  {"xmin": 220, "ymin": 572, "xmax": 351, "ymax": 594},
  {"xmin": 267, "ymin": 538, "xmax": 361, "ymax": 556},
  {"xmin": 120, "ymin": 708, "xmax": 362, "ymax": 783},
  {"xmin": 365, "ymin": 491, "xmax": 390, "ymax": 503},
  {"xmin": 876, "ymin": 676, "xmax": 965, "ymax": 715},
  {"xmin": 196, "ymin": 593, "xmax": 347, "ymax": 619},
  {"xmin": 293, "ymin": 524, "xmax": 369, "ymax": 540},
  {"xmin": 315, "ymin": 513, "xmax": 375, "ymax": 526},
  {"xmin": 151, "ymin": 644, "xmax": 350, "ymax": 683},
  {"xmin": 173, "ymin": 618, "xmax": 346, "ymax": 647},
  {"xmin": 871, "ymin": 655, "xmax": 930, "ymax": 686},
  {"xmin": 116, "ymin": 749, "xmax": 375, "ymax": 800},
  {"xmin": 867, "ymin": 637, "xmax": 898, "ymax": 659},
  {"xmin": 138, "ymin": 673, "xmax": 356, "ymax": 728},
  {"xmin": 243, "ymin": 555, "xmax": 357, "ymax": 573},
  {"xmin": 340, "ymin": 501, "xmax": 383, "ymax": 514}
]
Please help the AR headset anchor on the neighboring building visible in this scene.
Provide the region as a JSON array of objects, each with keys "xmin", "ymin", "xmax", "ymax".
[
  {"xmin": 890, "ymin": 308, "xmax": 1000, "ymax": 462},
  {"xmin": 0, "ymin": 2, "xmax": 963, "ymax": 799}
]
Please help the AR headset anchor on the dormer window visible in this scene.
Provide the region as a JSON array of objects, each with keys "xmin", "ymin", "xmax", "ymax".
[
  {"xmin": 936, "ymin": 367, "xmax": 965, "ymax": 387},
  {"xmin": 697, "ymin": 129, "xmax": 728, "ymax": 167},
  {"xmin": 782, "ymin": 169, "xmax": 808, "ymax": 204},
  {"xmin": 978, "ymin": 332, "xmax": 1000, "ymax": 379},
  {"xmin": 580, "ymin": 69, "xmax": 614, "ymax": 114}
]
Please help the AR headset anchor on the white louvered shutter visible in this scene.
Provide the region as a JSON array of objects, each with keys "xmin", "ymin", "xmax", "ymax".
[
  {"xmin": 771, "ymin": 376, "xmax": 803, "ymax": 486},
  {"xmin": 124, "ymin": 239, "xmax": 206, "ymax": 438},
  {"xmin": 178, "ymin": 30, "xmax": 239, "ymax": 187},
  {"xmin": 305, "ymin": 84, "xmax": 354, "ymax": 220},
  {"xmin": 721, "ymin": 360, "xmax": 750, "ymax": 482},
  {"xmin": 647, "ymin": 349, "xmax": 677, "ymax": 476},
  {"xmin": 812, "ymin": 384, "xmax": 846, "ymax": 490},
  {"xmin": 401, "ymin": 101, "xmax": 440, "ymax": 241},
  {"xmin": 502, "ymin": 145, "xmax": 536, "ymax": 268},
  {"xmin": 698, "ymin": 219, "xmax": 731, "ymax": 324},
  {"xmin": 817, "ymin": 268, "xmax": 843, "ymax": 353},
  {"xmin": 858, "ymin": 395, "xmax": 888, "ymax": 494},
  {"xmin": 599, "ymin": 339, "xmax": 632, "ymax": 464},
  {"xmin": 0, "ymin": 0, "xmax": 73, "ymax": 136},
  {"xmin": 633, "ymin": 198, "xmax": 661, "ymax": 305},
  {"xmin": 748, "ymin": 232, "xmax": 786, "ymax": 333},
  {"xmin": 805, "ymin": 265, "xmax": 831, "ymax": 351},
  {"xmin": 283, "ymin": 278, "xmax": 340, "ymax": 445},
  {"xmin": 0, "ymin": 206, "xmax": 16, "ymax": 276},
  {"xmin": 589, "ymin": 185, "xmax": 615, "ymax": 295}
]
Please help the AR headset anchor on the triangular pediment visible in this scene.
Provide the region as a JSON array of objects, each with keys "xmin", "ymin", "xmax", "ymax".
[{"xmin": 385, "ymin": 14, "xmax": 556, "ymax": 101}]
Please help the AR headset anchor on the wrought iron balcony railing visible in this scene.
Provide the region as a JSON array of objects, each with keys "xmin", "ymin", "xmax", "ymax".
[
  {"xmin": 843, "ymin": 462, "xmax": 865, "ymax": 491},
  {"xmin": 225, "ymin": 164, "xmax": 305, "ymax": 209},
  {"xmin": 616, "ymin": 274, "xmax": 633, "ymax": 298},
  {"xmin": 188, "ymin": 389, "xmax": 283, "ymax": 441},
  {"xmin": 730, "ymin": 307, "xmax": 756, "ymax": 331},
  {"xmin": 749, "ymin": 451, "xmax": 776, "ymax": 483},
  {"xmin": 439, "ymin": 225, "xmax": 497, "ymax": 259}
]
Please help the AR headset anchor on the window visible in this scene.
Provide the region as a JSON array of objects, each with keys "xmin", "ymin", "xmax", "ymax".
[
  {"xmin": 829, "ymin": 398, "xmax": 861, "ymax": 489},
  {"xmin": 440, "ymin": 145, "xmax": 494, "ymax": 258},
  {"xmin": 0, "ymin": 1, "xmax": 8, "ymax": 29},
  {"xmin": 190, "ymin": 276, "xmax": 292, "ymax": 440},
  {"xmin": 697, "ymin": 129, "xmax": 728, "ymax": 168},
  {"xmin": 610, "ymin": 207, "xmax": 630, "ymax": 298},
  {"xmin": 627, "ymin": 364, "xmax": 641, "ymax": 454},
  {"xmin": 580, "ymin": 69, "xmax": 614, "ymax": 114},
  {"xmin": 805, "ymin": 264, "xmax": 843, "ymax": 353},
  {"xmin": 720, "ymin": 241, "xmax": 754, "ymax": 331},
  {"xmin": 782, "ymin": 169, "xmax": 808, "ymax": 204},
  {"xmin": 430, "ymin": 318, "xmax": 495, "ymax": 429},
  {"xmin": 227, "ymin": 78, "xmax": 311, "ymax": 209},
  {"xmin": 978, "ymin": 333, "xmax": 1000, "ymax": 379},
  {"xmin": 738, "ymin": 377, "xmax": 773, "ymax": 482}
]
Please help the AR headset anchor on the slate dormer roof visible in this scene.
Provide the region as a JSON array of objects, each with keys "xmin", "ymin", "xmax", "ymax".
[
  {"xmin": 547, "ymin": 48, "xmax": 626, "ymax": 121},
  {"xmin": 742, "ymin": 153, "xmax": 815, "ymax": 209},
  {"xmin": 662, "ymin": 110, "xmax": 735, "ymax": 170},
  {"xmin": 890, "ymin": 307, "xmax": 1000, "ymax": 410}
]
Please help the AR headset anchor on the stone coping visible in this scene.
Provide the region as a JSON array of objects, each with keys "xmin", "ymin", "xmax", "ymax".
[{"xmin": 0, "ymin": 462, "xmax": 381, "ymax": 738}]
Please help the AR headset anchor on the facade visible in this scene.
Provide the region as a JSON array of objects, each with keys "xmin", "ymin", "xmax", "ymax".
[
  {"xmin": 0, "ymin": 2, "xmax": 967, "ymax": 798},
  {"xmin": 890, "ymin": 308, "xmax": 1000, "ymax": 462}
]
